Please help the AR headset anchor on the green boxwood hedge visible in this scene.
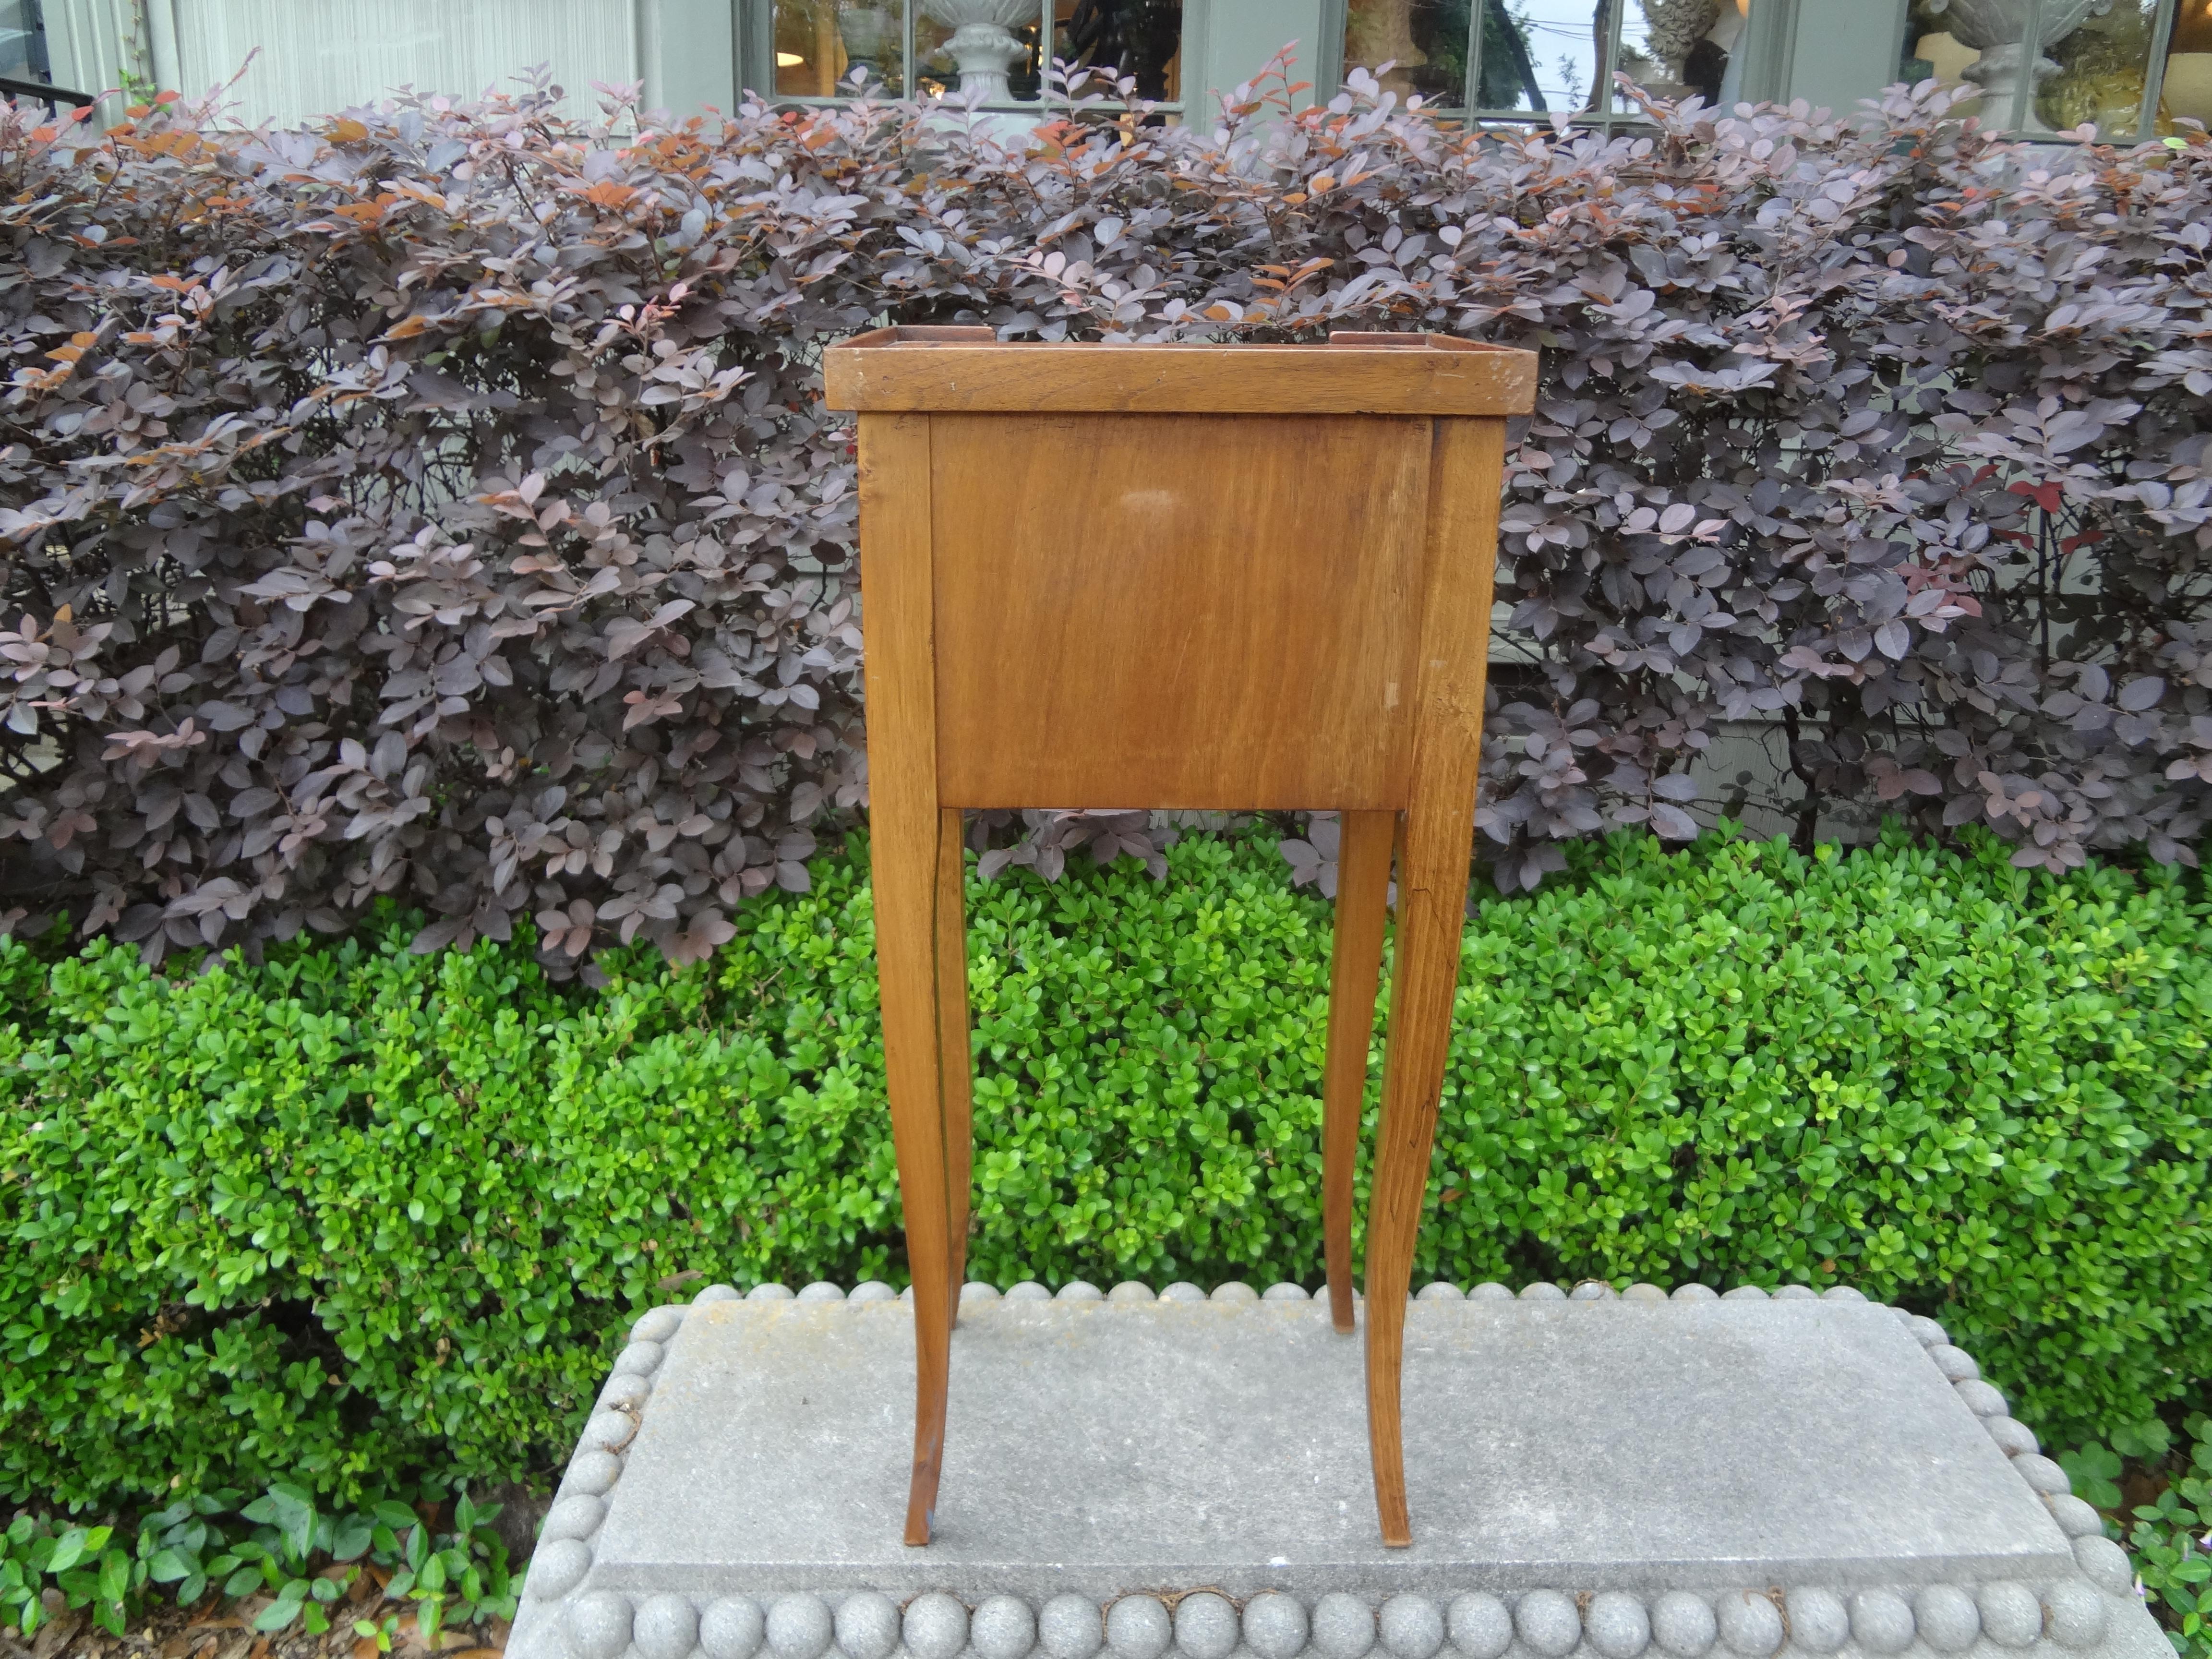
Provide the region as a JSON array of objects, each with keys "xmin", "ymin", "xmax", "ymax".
[{"xmin": 2, "ymin": 828, "xmax": 2208, "ymax": 1512}]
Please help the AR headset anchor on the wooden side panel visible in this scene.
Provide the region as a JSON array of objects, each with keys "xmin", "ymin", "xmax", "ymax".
[
  {"xmin": 930, "ymin": 412, "xmax": 1432, "ymax": 810},
  {"xmin": 823, "ymin": 340, "xmax": 1537, "ymax": 417}
]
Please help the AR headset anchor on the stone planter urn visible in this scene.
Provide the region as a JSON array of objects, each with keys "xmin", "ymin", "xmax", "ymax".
[
  {"xmin": 1924, "ymin": 0, "xmax": 2113, "ymax": 130},
  {"xmin": 921, "ymin": 0, "xmax": 1034, "ymax": 102}
]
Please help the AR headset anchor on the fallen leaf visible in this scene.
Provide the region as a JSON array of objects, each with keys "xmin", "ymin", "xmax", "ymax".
[{"xmin": 31, "ymin": 1612, "xmax": 83, "ymax": 1659}]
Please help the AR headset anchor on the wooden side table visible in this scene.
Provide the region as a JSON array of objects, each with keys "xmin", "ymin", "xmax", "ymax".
[{"xmin": 823, "ymin": 328, "xmax": 1538, "ymax": 1548}]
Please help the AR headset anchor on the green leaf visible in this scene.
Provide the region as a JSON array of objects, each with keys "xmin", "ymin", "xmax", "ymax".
[
  {"xmin": 330, "ymin": 1515, "xmax": 374, "ymax": 1563},
  {"xmin": 46, "ymin": 1529, "xmax": 89, "ymax": 1575},
  {"xmin": 253, "ymin": 1597, "xmax": 303, "ymax": 1634},
  {"xmin": 2060, "ymin": 1443, "xmax": 2127, "ymax": 1512},
  {"xmin": 97, "ymin": 1549, "xmax": 128, "ymax": 1605},
  {"xmin": 2113, "ymin": 1420, "xmax": 2174, "ymax": 1461}
]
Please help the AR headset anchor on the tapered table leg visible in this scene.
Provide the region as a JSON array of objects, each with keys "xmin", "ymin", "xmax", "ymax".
[
  {"xmin": 857, "ymin": 412, "xmax": 956, "ymax": 1547},
  {"xmin": 1362, "ymin": 787, "xmax": 1477, "ymax": 1547},
  {"xmin": 1322, "ymin": 810, "xmax": 1395, "ymax": 1334},
  {"xmin": 938, "ymin": 807, "xmax": 975, "ymax": 1328},
  {"xmin": 875, "ymin": 794, "xmax": 955, "ymax": 1546},
  {"xmin": 1365, "ymin": 413, "xmax": 1502, "ymax": 1547}
]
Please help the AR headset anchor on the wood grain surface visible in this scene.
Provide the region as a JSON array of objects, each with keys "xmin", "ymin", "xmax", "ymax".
[
  {"xmin": 825, "ymin": 334, "xmax": 1537, "ymax": 416},
  {"xmin": 930, "ymin": 411, "xmax": 1432, "ymax": 809},
  {"xmin": 850, "ymin": 339, "xmax": 1520, "ymax": 1550},
  {"xmin": 1322, "ymin": 809, "xmax": 1396, "ymax": 1335},
  {"xmin": 1361, "ymin": 417, "xmax": 1507, "ymax": 1548},
  {"xmin": 855, "ymin": 413, "xmax": 957, "ymax": 1547}
]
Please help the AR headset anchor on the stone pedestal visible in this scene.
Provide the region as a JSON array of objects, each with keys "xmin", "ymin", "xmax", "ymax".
[{"xmin": 507, "ymin": 1280, "xmax": 2163, "ymax": 1659}]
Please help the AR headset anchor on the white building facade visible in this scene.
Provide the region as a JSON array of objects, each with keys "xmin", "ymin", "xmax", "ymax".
[{"xmin": 17, "ymin": 0, "xmax": 2208, "ymax": 144}]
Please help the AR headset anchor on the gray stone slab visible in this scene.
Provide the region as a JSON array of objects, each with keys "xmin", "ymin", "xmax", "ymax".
[
  {"xmin": 508, "ymin": 1283, "xmax": 2166, "ymax": 1659},
  {"xmin": 596, "ymin": 1296, "xmax": 2062, "ymax": 1598}
]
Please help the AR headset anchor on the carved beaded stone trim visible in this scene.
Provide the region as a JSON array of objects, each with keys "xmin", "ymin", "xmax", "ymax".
[{"xmin": 507, "ymin": 1280, "xmax": 2144, "ymax": 1659}]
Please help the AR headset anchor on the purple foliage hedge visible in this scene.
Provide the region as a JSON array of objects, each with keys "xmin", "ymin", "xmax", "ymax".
[{"xmin": 1, "ymin": 66, "xmax": 2209, "ymax": 966}]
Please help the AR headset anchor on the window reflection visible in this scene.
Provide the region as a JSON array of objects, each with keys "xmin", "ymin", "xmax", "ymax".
[
  {"xmin": 775, "ymin": 0, "xmax": 906, "ymax": 98},
  {"xmin": 1344, "ymin": 0, "xmax": 1471, "ymax": 107},
  {"xmin": 1053, "ymin": 0, "xmax": 1183, "ymax": 102},
  {"xmin": 1475, "ymin": 0, "xmax": 1549, "ymax": 110},
  {"xmin": 914, "ymin": 1, "xmax": 1042, "ymax": 102},
  {"xmin": 2041, "ymin": 1, "xmax": 2159, "ymax": 133},
  {"xmin": 2164, "ymin": 0, "xmax": 2212, "ymax": 131},
  {"xmin": 0, "ymin": 0, "xmax": 49, "ymax": 84},
  {"xmin": 1477, "ymin": 0, "xmax": 1608, "ymax": 113},
  {"xmin": 1340, "ymin": 0, "xmax": 1753, "ymax": 119},
  {"xmin": 1900, "ymin": 0, "xmax": 2207, "ymax": 138},
  {"xmin": 1619, "ymin": 0, "xmax": 1749, "ymax": 109}
]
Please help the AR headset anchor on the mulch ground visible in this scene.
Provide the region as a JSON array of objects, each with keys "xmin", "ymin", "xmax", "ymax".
[{"xmin": 11, "ymin": 1583, "xmax": 508, "ymax": 1659}]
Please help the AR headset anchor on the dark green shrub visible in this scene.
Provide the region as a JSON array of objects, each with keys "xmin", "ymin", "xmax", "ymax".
[
  {"xmin": 2, "ymin": 828, "xmax": 2207, "ymax": 1512},
  {"xmin": 0, "ymin": 1481, "xmax": 513, "ymax": 1642}
]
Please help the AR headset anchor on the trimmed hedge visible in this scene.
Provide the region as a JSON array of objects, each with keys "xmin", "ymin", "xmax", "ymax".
[{"xmin": 2, "ymin": 827, "xmax": 2208, "ymax": 1511}]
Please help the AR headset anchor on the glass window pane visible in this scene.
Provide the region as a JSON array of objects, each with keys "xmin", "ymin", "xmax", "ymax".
[
  {"xmin": 2162, "ymin": 0, "xmax": 2212, "ymax": 133},
  {"xmin": 1900, "ymin": 0, "xmax": 2162, "ymax": 137},
  {"xmin": 0, "ymin": 0, "xmax": 48, "ymax": 83},
  {"xmin": 1053, "ymin": 0, "xmax": 1184, "ymax": 101},
  {"xmin": 1479, "ymin": 1, "xmax": 1610, "ymax": 115},
  {"xmin": 1618, "ymin": 0, "xmax": 1753, "ymax": 110},
  {"xmin": 2042, "ymin": 1, "xmax": 2159, "ymax": 134},
  {"xmin": 1344, "ymin": 0, "xmax": 1471, "ymax": 108},
  {"xmin": 1899, "ymin": 1, "xmax": 1980, "ymax": 101},
  {"xmin": 916, "ymin": 1, "xmax": 1045, "ymax": 102},
  {"xmin": 774, "ymin": 0, "xmax": 905, "ymax": 98}
]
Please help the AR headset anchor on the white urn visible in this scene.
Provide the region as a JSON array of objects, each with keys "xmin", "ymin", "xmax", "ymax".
[
  {"xmin": 1923, "ymin": 0, "xmax": 2112, "ymax": 130},
  {"xmin": 921, "ymin": 0, "xmax": 1035, "ymax": 103}
]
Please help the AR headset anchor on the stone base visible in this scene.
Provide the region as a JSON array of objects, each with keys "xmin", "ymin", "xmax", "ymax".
[{"xmin": 507, "ymin": 1279, "xmax": 2164, "ymax": 1659}]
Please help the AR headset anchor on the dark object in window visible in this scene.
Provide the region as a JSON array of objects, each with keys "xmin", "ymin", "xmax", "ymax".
[
  {"xmin": 1061, "ymin": 0, "xmax": 1181, "ymax": 101},
  {"xmin": 1682, "ymin": 35, "xmax": 1727, "ymax": 104}
]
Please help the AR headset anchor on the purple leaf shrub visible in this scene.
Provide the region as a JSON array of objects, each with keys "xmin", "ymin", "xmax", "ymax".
[{"xmin": 2, "ymin": 62, "xmax": 2207, "ymax": 963}]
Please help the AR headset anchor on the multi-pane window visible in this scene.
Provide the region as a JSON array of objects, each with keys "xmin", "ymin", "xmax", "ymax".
[
  {"xmin": 769, "ymin": 0, "xmax": 1185, "ymax": 107},
  {"xmin": 1337, "ymin": 0, "xmax": 1759, "ymax": 124},
  {"xmin": 1901, "ymin": 0, "xmax": 2206, "ymax": 140},
  {"xmin": 1338, "ymin": 0, "xmax": 2210, "ymax": 138}
]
